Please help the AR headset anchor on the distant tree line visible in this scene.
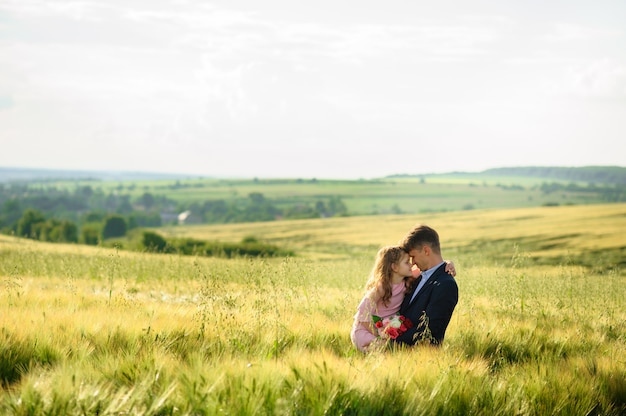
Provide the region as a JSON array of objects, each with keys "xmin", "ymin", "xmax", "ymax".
[
  {"xmin": 142, "ymin": 232, "xmax": 293, "ymax": 258},
  {"xmin": 0, "ymin": 183, "xmax": 348, "ymax": 245},
  {"xmin": 537, "ymin": 182, "xmax": 626, "ymax": 202},
  {"xmin": 490, "ymin": 180, "xmax": 626, "ymax": 202},
  {"xmin": 391, "ymin": 166, "xmax": 626, "ymax": 186},
  {"xmin": 483, "ymin": 166, "xmax": 626, "ymax": 186}
]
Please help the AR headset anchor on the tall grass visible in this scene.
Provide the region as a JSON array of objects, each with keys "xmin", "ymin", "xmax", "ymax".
[{"xmin": 0, "ymin": 205, "xmax": 624, "ymax": 415}]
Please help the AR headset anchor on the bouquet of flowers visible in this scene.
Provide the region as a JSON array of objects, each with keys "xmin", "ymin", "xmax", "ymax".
[{"xmin": 372, "ymin": 313, "xmax": 413, "ymax": 339}]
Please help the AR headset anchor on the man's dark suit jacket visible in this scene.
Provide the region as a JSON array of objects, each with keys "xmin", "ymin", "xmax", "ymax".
[{"xmin": 393, "ymin": 263, "xmax": 458, "ymax": 346}]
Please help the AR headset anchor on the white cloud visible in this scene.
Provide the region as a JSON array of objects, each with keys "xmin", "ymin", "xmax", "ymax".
[
  {"xmin": 545, "ymin": 22, "xmax": 622, "ymax": 42},
  {"xmin": 564, "ymin": 59, "xmax": 626, "ymax": 98},
  {"xmin": 0, "ymin": 0, "xmax": 111, "ymax": 21}
]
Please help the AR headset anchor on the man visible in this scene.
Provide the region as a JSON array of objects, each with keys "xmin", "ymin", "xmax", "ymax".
[{"xmin": 393, "ymin": 224, "xmax": 458, "ymax": 346}]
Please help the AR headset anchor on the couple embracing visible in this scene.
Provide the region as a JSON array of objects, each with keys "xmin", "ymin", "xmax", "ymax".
[{"xmin": 350, "ymin": 224, "xmax": 458, "ymax": 352}]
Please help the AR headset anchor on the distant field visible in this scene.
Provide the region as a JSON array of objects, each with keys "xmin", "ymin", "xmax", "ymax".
[
  {"xmin": 1, "ymin": 204, "xmax": 624, "ymax": 414},
  {"xmin": 22, "ymin": 174, "xmax": 617, "ymax": 216}
]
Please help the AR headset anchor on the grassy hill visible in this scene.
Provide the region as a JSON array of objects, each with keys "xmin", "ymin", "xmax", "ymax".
[
  {"xmin": 157, "ymin": 203, "xmax": 626, "ymax": 268},
  {"xmin": 0, "ymin": 203, "xmax": 624, "ymax": 413}
]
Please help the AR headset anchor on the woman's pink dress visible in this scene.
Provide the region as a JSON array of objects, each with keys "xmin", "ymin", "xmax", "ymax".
[{"xmin": 350, "ymin": 283, "xmax": 406, "ymax": 352}]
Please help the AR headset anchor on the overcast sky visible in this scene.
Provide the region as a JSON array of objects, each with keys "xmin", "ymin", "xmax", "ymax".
[{"xmin": 1, "ymin": 0, "xmax": 625, "ymax": 178}]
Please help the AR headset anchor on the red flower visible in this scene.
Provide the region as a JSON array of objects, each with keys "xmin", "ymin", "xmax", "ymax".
[
  {"xmin": 375, "ymin": 321, "xmax": 383, "ymax": 328},
  {"xmin": 386, "ymin": 327, "xmax": 401, "ymax": 339}
]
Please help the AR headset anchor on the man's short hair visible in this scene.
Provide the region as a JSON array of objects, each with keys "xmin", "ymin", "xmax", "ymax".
[{"xmin": 400, "ymin": 224, "xmax": 441, "ymax": 254}]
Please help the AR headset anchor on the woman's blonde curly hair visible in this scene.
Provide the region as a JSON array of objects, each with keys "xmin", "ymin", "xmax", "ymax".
[{"xmin": 364, "ymin": 245, "xmax": 411, "ymax": 307}]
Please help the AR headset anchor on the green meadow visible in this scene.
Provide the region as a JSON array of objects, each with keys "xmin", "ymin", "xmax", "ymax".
[
  {"xmin": 24, "ymin": 173, "xmax": 620, "ymax": 217},
  {"xmin": 1, "ymin": 204, "xmax": 624, "ymax": 415}
]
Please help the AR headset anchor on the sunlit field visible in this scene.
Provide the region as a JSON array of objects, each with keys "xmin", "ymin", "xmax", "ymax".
[{"xmin": 1, "ymin": 204, "xmax": 624, "ymax": 415}]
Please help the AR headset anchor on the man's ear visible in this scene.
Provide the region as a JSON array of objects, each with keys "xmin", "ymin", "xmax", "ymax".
[{"xmin": 423, "ymin": 245, "xmax": 432, "ymax": 256}]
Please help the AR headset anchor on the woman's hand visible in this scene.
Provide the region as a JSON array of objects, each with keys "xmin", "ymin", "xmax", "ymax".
[{"xmin": 445, "ymin": 261, "xmax": 456, "ymax": 277}]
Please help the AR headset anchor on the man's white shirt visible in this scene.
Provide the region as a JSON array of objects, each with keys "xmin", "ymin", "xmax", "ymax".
[{"xmin": 409, "ymin": 261, "xmax": 445, "ymax": 304}]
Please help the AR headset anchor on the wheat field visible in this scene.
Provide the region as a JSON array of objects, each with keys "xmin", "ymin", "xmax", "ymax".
[{"xmin": 0, "ymin": 204, "xmax": 624, "ymax": 415}]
